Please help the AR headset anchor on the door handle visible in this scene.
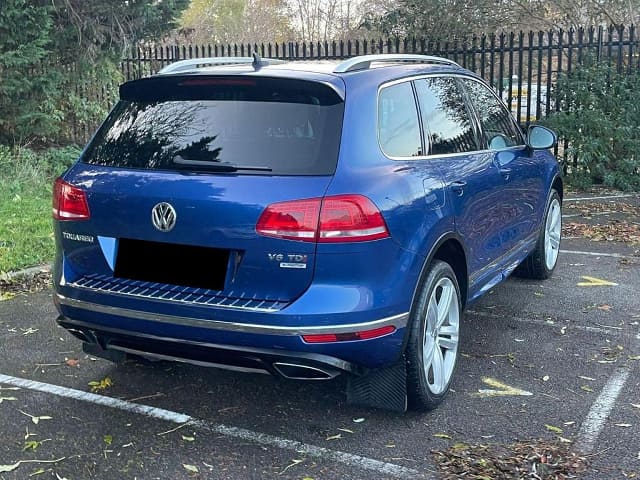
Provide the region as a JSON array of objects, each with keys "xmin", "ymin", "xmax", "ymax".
[{"xmin": 451, "ymin": 180, "xmax": 467, "ymax": 196}]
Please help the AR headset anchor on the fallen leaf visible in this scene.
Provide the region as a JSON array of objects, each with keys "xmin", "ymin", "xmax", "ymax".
[
  {"xmin": 23, "ymin": 441, "xmax": 41, "ymax": 451},
  {"xmin": 64, "ymin": 358, "xmax": 79, "ymax": 367},
  {"xmin": 337, "ymin": 428, "xmax": 353, "ymax": 434},
  {"xmin": 88, "ymin": 377, "xmax": 112, "ymax": 392},
  {"xmin": 628, "ymin": 355, "xmax": 640, "ymax": 361},
  {"xmin": 0, "ymin": 458, "xmax": 65, "ymax": 474},
  {"xmin": 29, "ymin": 468, "xmax": 46, "ymax": 476},
  {"xmin": 433, "ymin": 433, "xmax": 452, "ymax": 439},
  {"xmin": 352, "ymin": 418, "xmax": 365, "ymax": 423},
  {"xmin": 181, "ymin": 435, "xmax": 195, "ymax": 442},
  {"xmin": 0, "ymin": 463, "xmax": 20, "ymax": 473},
  {"xmin": 581, "ymin": 385, "xmax": 594, "ymax": 392},
  {"xmin": 18, "ymin": 410, "xmax": 52, "ymax": 425},
  {"xmin": 597, "ymin": 304, "xmax": 612, "ymax": 311},
  {"xmin": 278, "ymin": 459, "xmax": 302, "ymax": 475},
  {"xmin": 542, "ymin": 375, "xmax": 550, "ymax": 382},
  {"xmin": 0, "ymin": 396, "xmax": 17, "ymax": 404},
  {"xmin": 631, "ymin": 404, "xmax": 640, "ymax": 409},
  {"xmin": 558, "ymin": 436, "xmax": 572, "ymax": 443},
  {"xmin": 326, "ymin": 434, "xmax": 342, "ymax": 441},
  {"xmin": 183, "ymin": 464, "xmax": 199, "ymax": 473},
  {"xmin": 614, "ymin": 423, "xmax": 632, "ymax": 427},
  {"xmin": 103, "ymin": 435, "xmax": 112, "ymax": 446},
  {"xmin": 578, "ymin": 376, "xmax": 595, "ymax": 381},
  {"xmin": 545, "ymin": 424, "xmax": 563, "ymax": 434}
]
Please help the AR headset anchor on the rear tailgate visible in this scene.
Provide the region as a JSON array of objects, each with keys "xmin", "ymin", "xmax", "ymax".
[
  {"xmin": 56, "ymin": 73, "xmax": 344, "ymax": 304},
  {"xmin": 59, "ymin": 168, "xmax": 333, "ymax": 302}
]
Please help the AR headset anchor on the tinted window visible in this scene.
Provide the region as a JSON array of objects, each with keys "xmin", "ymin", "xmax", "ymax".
[
  {"xmin": 82, "ymin": 77, "xmax": 344, "ymax": 176},
  {"xmin": 378, "ymin": 82, "xmax": 422, "ymax": 158},
  {"xmin": 414, "ymin": 77, "xmax": 479, "ymax": 155},
  {"xmin": 461, "ymin": 79, "xmax": 524, "ymax": 149}
]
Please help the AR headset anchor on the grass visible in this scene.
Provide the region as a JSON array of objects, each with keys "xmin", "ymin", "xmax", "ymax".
[{"xmin": 0, "ymin": 145, "xmax": 80, "ymax": 273}]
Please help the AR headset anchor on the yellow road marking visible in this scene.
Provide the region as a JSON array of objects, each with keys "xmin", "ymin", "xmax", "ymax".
[
  {"xmin": 475, "ymin": 376, "xmax": 533, "ymax": 397},
  {"xmin": 577, "ymin": 276, "xmax": 618, "ymax": 287}
]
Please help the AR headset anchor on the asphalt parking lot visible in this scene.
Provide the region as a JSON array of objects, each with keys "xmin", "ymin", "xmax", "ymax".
[{"xmin": 1, "ymin": 193, "xmax": 639, "ymax": 480}]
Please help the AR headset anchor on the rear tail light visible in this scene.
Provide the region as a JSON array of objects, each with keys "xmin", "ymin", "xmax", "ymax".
[
  {"xmin": 302, "ymin": 325, "xmax": 396, "ymax": 343},
  {"xmin": 53, "ymin": 178, "xmax": 90, "ymax": 220},
  {"xmin": 256, "ymin": 194, "xmax": 389, "ymax": 243}
]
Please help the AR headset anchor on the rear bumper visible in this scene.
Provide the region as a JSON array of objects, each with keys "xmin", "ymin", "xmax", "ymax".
[
  {"xmin": 57, "ymin": 315, "xmax": 357, "ymax": 379},
  {"xmin": 54, "ymin": 293, "xmax": 409, "ymax": 371}
]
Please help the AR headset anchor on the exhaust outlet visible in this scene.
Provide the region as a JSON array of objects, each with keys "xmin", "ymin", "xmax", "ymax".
[
  {"xmin": 272, "ymin": 362, "xmax": 340, "ymax": 380},
  {"xmin": 66, "ymin": 328, "xmax": 96, "ymax": 343}
]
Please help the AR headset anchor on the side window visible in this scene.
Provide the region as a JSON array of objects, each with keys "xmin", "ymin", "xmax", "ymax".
[
  {"xmin": 378, "ymin": 82, "xmax": 422, "ymax": 158},
  {"xmin": 461, "ymin": 78, "xmax": 524, "ymax": 149},
  {"xmin": 414, "ymin": 77, "xmax": 480, "ymax": 155}
]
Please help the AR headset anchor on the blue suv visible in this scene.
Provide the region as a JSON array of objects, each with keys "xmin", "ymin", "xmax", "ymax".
[{"xmin": 53, "ymin": 54, "xmax": 562, "ymax": 412}]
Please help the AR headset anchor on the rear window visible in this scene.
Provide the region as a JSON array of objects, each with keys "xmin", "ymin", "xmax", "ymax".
[{"xmin": 82, "ymin": 76, "xmax": 344, "ymax": 175}]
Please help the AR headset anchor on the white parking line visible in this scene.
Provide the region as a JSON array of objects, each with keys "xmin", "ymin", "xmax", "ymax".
[
  {"xmin": 574, "ymin": 368, "xmax": 631, "ymax": 454},
  {"xmin": 467, "ymin": 310, "xmax": 619, "ymax": 336},
  {"xmin": 560, "ymin": 249, "xmax": 627, "ymax": 258},
  {"xmin": 565, "ymin": 194, "xmax": 635, "ymax": 202},
  {"xmin": 0, "ymin": 373, "xmax": 427, "ymax": 479}
]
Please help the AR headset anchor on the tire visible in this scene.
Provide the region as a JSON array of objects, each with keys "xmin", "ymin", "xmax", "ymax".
[
  {"xmin": 516, "ymin": 189, "xmax": 561, "ymax": 280},
  {"xmin": 406, "ymin": 260, "xmax": 461, "ymax": 410}
]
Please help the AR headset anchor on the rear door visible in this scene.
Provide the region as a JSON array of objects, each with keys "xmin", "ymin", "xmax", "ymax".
[{"xmin": 59, "ymin": 75, "xmax": 345, "ymax": 303}]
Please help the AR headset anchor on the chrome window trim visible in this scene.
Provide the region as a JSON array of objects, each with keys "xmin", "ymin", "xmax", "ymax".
[
  {"xmin": 376, "ymin": 73, "xmax": 526, "ymax": 162},
  {"xmin": 457, "ymin": 76, "xmax": 526, "ymax": 147},
  {"xmin": 56, "ymin": 294, "xmax": 409, "ymax": 336}
]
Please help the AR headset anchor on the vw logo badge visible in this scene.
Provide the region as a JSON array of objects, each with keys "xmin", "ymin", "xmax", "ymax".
[{"xmin": 151, "ymin": 202, "xmax": 177, "ymax": 232}]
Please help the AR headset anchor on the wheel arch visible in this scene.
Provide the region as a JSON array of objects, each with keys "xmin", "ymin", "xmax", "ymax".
[
  {"xmin": 421, "ymin": 233, "xmax": 468, "ymax": 309},
  {"xmin": 552, "ymin": 174, "xmax": 564, "ymax": 203},
  {"xmin": 398, "ymin": 233, "xmax": 468, "ymax": 357}
]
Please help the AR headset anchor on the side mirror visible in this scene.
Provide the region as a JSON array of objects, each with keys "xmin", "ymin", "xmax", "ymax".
[{"xmin": 527, "ymin": 125, "xmax": 557, "ymax": 150}]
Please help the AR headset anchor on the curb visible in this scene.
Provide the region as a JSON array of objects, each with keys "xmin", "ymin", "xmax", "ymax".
[{"xmin": 0, "ymin": 264, "xmax": 51, "ymax": 283}]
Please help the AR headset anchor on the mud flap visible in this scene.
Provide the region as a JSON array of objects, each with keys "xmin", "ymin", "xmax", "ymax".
[{"xmin": 346, "ymin": 359, "xmax": 407, "ymax": 412}]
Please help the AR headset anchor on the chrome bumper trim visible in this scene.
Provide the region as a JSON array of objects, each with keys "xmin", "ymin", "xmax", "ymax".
[{"xmin": 55, "ymin": 294, "xmax": 409, "ymax": 336}]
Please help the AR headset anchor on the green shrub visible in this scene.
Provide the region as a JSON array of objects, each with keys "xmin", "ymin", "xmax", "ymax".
[
  {"xmin": 0, "ymin": 144, "xmax": 81, "ymax": 193},
  {"xmin": 543, "ymin": 59, "xmax": 640, "ymax": 191}
]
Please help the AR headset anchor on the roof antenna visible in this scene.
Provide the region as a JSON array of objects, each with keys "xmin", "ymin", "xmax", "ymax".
[{"xmin": 252, "ymin": 52, "xmax": 262, "ymax": 70}]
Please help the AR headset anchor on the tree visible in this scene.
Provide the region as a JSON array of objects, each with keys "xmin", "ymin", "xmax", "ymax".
[
  {"xmin": 363, "ymin": 0, "xmax": 640, "ymax": 39},
  {"xmin": 510, "ymin": 0, "xmax": 640, "ymax": 31},
  {"xmin": 362, "ymin": 0, "xmax": 522, "ymax": 39},
  {"xmin": 0, "ymin": 1, "xmax": 59, "ymax": 142},
  {"xmin": 293, "ymin": 0, "xmax": 367, "ymax": 42},
  {"xmin": 0, "ymin": 0, "xmax": 189, "ymax": 144},
  {"xmin": 178, "ymin": 0, "xmax": 293, "ymax": 44},
  {"xmin": 48, "ymin": 0, "xmax": 190, "ymax": 63}
]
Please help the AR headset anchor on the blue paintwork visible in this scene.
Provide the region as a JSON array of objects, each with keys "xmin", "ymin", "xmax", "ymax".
[{"xmin": 53, "ymin": 59, "xmax": 561, "ymax": 372}]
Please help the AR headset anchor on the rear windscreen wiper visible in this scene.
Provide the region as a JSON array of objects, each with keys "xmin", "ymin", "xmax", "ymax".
[{"xmin": 172, "ymin": 155, "xmax": 272, "ymax": 172}]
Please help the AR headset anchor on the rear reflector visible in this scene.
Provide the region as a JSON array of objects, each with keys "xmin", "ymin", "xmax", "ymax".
[
  {"xmin": 302, "ymin": 325, "xmax": 396, "ymax": 343},
  {"xmin": 256, "ymin": 194, "xmax": 389, "ymax": 243},
  {"xmin": 53, "ymin": 178, "xmax": 90, "ymax": 220}
]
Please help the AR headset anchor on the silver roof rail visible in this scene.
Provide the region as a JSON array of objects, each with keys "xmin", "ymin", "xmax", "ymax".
[
  {"xmin": 158, "ymin": 54, "xmax": 286, "ymax": 74},
  {"xmin": 333, "ymin": 54, "xmax": 461, "ymax": 73}
]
